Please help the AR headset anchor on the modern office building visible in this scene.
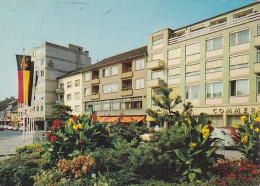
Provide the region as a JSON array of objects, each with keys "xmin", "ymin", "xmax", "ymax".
[
  {"xmin": 146, "ymin": 2, "xmax": 260, "ymax": 127},
  {"xmin": 57, "ymin": 46, "xmax": 147, "ymax": 123},
  {"xmin": 18, "ymin": 42, "xmax": 91, "ymax": 129}
]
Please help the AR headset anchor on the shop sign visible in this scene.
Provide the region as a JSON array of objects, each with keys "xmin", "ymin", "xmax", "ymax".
[{"xmin": 213, "ymin": 106, "xmax": 260, "ymax": 115}]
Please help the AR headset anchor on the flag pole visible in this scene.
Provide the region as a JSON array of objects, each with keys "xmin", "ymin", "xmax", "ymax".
[{"xmin": 23, "ymin": 49, "xmax": 25, "ymax": 142}]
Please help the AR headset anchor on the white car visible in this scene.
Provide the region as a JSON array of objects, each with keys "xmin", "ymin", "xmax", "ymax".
[{"xmin": 210, "ymin": 128, "xmax": 237, "ymax": 147}]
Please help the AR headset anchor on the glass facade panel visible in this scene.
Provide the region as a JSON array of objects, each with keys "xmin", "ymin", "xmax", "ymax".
[
  {"xmin": 237, "ymin": 79, "xmax": 248, "ymax": 96},
  {"xmin": 213, "ymin": 82, "xmax": 222, "ymax": 97},
  {"xmin": 206, "ymin": 83, "xmax": 211, "ymax": 98},
  {"xmin": 238, "ymin": 30, "xmax": 249, "ymax": 44}
]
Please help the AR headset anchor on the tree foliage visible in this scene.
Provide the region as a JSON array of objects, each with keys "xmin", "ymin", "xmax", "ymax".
[
  {"xmin": 52, "ymin": 104, "xmax": 72, "ymax": 120},
  {"xmin": 146, "ymin": 81, "xmax": 193, "ymax": 126}
]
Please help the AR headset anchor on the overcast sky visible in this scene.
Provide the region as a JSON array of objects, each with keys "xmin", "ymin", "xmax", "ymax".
[{"xmin": 0, "ymin": 0, "xmax": 253, "ymax": 100}]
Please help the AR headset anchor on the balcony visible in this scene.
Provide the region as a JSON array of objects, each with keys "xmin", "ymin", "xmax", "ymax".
[
  {"xmin": 90, "ymin": 93, "xmax": 100, "ymax": 100},
  {"xmin": 254, "ymin": 63, "xmax": 260, "ymax": 74},
  {"xmin": 169, "ymin": 12, "xmax": 260, "ymax": 45},
  {"xmin": 56, "ymin": 88, "xmax": 64, "ymax": 93},
  {"xmin": 56, "ymin": 100, "xmax": 64, "ymax": 104},
  {"xmin": 147, "ymin": 59, "xmax": 164, "ymax": 70},
  {"xmin": 147, "ymin": 78, "xmax": 163, "ymax": 88},
  {"xmin": 121, "ymin": 71, "xmax": 133, "ymax": 79},
  {"xmin": 121, "ymin": 89, "xmax": 133, "ymax": 96},
  {"xmin": 255, "ymin": 35, "xmax": 260, "ymax": 48},
  {"xmin": 91, "ymin": 78, "xmax": 100, "ymax": 85}
]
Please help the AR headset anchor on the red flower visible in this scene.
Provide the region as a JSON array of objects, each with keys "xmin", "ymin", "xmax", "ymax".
[
  {"xmin": 72, "ymin": 115, "xmax": 77, "ymax": 120},
  {"xmin": 250, "ymin": 164, "xmax": 258, "ymax": 169},
  {"xmin": 46, "ymin": 132, "xmax": 52, "ymax": 138},
  {"xmin": 252, "ymin": 170, "xmax": 258, "ymax": 175},
  {"xmin": 51, "ymin": 135, "xmax": 58, "ymax": 143},
  {"xmin": 62, "ymin": 125, "xmax": 65, "ymax": 128},
  {"xmin": 79, "ymin": 139, "xmax": 84, "ymax": 143},
  {"xmin": 92, "ymin": 114, "xmax": 97, "ymax": 122},
  {"xmin": 53, "ymin": 120, "xmax": 62, "ymax": 125}
]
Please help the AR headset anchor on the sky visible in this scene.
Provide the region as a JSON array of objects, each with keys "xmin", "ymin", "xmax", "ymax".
[{"xmin": 0, "ymin": 0, "xmax": 254, "ymax": 101}]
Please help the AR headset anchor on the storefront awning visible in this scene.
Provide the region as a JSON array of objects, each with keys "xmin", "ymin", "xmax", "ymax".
[
  {"xmin": 98, "ymin": 116, "xmax": 119, "ymax": 123},
  {"xmin": 120, "ymin": 116, "xmax": 146, "ymax": 123}
]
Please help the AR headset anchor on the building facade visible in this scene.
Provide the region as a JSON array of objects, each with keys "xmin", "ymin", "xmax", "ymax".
[
  {"xmin": 58, "ymin": 46, "xmax": 147, "ymax": 123},
  {"xmin": 18, "ymin": 42, "xmax": 91, "ymax": 129},
  {"xmin": 146, "ymin": 2, "xmax": 260, "ymax": 127}
]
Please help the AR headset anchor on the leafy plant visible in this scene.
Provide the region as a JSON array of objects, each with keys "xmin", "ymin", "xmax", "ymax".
[
  {"xmin": 42, "ymin": 114, "xmax": 113, "ymax": 161},
  {"xmin": 236, "ymin": 113, "xmax": 260, "ymax": 164}
]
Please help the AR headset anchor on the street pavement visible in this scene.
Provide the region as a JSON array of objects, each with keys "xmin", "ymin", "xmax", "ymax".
[{"xmin": 0, "ymin": 130, "xmax": 33, "ymax": 160}]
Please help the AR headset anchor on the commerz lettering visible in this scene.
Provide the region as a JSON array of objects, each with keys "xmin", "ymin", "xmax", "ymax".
[{"xmin": 213, "ymin": 107, "xmax": 260, "ymax": 114}]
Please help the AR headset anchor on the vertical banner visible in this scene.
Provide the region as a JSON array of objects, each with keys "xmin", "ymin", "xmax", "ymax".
[{"xmin": 16, "ymin": 55, "xmax": 34, "ymax": 106}]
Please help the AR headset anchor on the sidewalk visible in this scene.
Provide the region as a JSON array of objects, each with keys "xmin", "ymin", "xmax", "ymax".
[{"xmin": 0, "ymin": 135, "xmax": 33, "ymax": 160}]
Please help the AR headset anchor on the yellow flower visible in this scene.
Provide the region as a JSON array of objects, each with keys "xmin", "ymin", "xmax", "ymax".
[
  {"xmin": 197, "ymin": 180, "xmax": 201, "ymax": 183},
  {"xmin": 109, "ymin": 133, "xmax": 113, "ymax": 138},
  {"xmin": 68, "ymin": 118, "xmax": 73, "ymax": 127},
  {"xmin": 240, "ymin": 116, "xmax": 247, "ymax": 124},
  {"xmin": 73, "ymin": 125, "xmax": 78, "ymax": 131},
  {"xmin": 255, "ymin": 128, "xmax": 259, "ymax": 133},
  {"xmin": 201, "ymin": 125, "xmax": 210, "ymax": 138},
  {"xmin": 184, "ymin": 118, "xmax": 188, "ymax": 122},
  {"xmin": 232, "ymin": 124, "xmax": 239, "ymax": 128},
  {"xmin": 255, "ymin": 117, "xmax": 260, "ymax": 123},
  {"xmin": 190, "ymin": 142, "xmax": 197, "ymax": 149},
  {"xmin": 77, "ymin": 123, "xmax": 82, "ymax": 130},
  {"xmin": 252, "ymin": 114, "xmax": 256, "ymax": 118},
  {"xmin": 250, "ymin": 124, "xmax": 254, "ymax": 130},
  {"xmin": 241, "ymin": 136, "xmax": 248, "ymax": 143}
]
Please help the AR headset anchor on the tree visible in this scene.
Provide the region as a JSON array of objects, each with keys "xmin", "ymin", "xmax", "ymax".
[
  {"xmin": 52, "ymin": 104, "xmax": 72, "ymax": 120},
  {"xmin": 146, "ymin": 81, "xmax": 192, "ymax": 127}
]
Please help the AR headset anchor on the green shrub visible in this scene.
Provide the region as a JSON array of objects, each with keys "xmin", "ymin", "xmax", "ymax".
[
  {"xmin": 237, "ymin": 113, "xmax": 260, "ymax": 164},
  {"xmin": 0, "ymin": 144, "xmax": 43, "ymax": 186}
]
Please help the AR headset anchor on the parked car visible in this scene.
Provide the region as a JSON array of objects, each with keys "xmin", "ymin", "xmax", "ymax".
[
  {"xmin": 217, "ymin": 127, "xmax": 241, "ymax": 143},
  {"xmin": 0, "ymin": 125, "xmax": 4, "ymax": 131},
  {"xmin": 210, "ymin": 127, "xmax": 239, "ymax": 148},
  {"xmin": 13, "ymin": 126, "xmax": 19, "ymax": 131}
]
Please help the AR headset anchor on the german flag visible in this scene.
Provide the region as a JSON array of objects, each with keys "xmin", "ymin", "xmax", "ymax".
[{"xmin": 16, "ymin": 55, "xmax": 34, "ymax": 106}]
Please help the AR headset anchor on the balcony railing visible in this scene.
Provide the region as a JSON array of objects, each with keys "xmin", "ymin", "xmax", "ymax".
[
  {"xmin": 168, "ymin": 12, "xmax": 260, "ymax": 45},
  {"xmin": 121, "ymin": 71, "xmax": 133, "ymax": 79},
  {"xmin": 147, "ymin": 59, "xmax": 164, "ymax": 70},
  {"xmin": 254, "ymin": 62, "xmax": 260, "ymax": 75},
  {"xmin": 56, "ymin": 100, "xmax": 64, "ymax": 104},
  {"xmin": 90, "ymin": 93, "xmax": 100, "ymax": 100},
  {"xmin": 147, "ymin": 78, "xmax": 164, "ymax": 88},
  {"xmin": 120, "ymin": 89, "xmax": 133, "ymax": 96},
  {"xmin": 56, "ymin": 88, "xmax": 64, "ymax": 93},
  {"xmin": 91, "ymin": 78, "xmax": 100, "ymax": 85}
]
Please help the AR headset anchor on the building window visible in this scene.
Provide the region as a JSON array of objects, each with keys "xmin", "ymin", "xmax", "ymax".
[
  {"xmin": 59, "ymin": 83, "xmax": 64, "ymax": 88},
  {"xmin": 75, "ymin": 92, "xmax": 80, "ymax": 100},
  {"xmin": 152, "ymin": 34, "xmax": 163, "ymax": 45},
  {"xmin": 103, "ymin": 100, "xmax": 110, "ymax": 110},
  {"xmin": 84, "ymin": 88, "xmax": 90, "ymax": 96},
  {"xmin": 75, "ymin": 105, "xmax": 80, "ymax": 112},
  {"xmin": 230, "ymin": 53, "xmax": 249, "ymax": 70},
  {"xmin": 103, "ymin": 83, "xmax": 118, "ymax": 93},
  {"xmin": 41, "ymin": 70, "xmax": 44, "ymax": 76},
  {"xmin": 41, "ymin": 106, "xmax": 43, "ymax": 111},
  {"xmin": 206, "ymin": 82, "xmax": 222, "ymax": 98},
  {"xmin": 136, "ymin": 79, "xmax": 144, "ymax": 89},
  {"xmin": 121, "ymin": 97, "xmax": 142, "ymax": 110},
  {"xmin": 151, "ymin": 70, "xmax": 163, "ymax": 80},
  {"xmin": 206, "ymin": 58, "xmax": 223, "ymax": 73},
  {"xmin": 84, "ymin": 73, "xmax": 91, "ymax": 81},
  {"xmin": 75, "ymin": 79, "xmax": 80, "ymax": 87},
  {"xmin": 67, "ymin": 81, "xmax": 72, "ymax": 88},
  {"xmin": 67, "ymin": 94, "xmax": 72, "ymax": 100},
  {"xmin": 136, "ymin": 58, "xmax": 144, "ymax": 70},
  {"xmin": 258, "ymin": 25, "xmax": 260, "ymax": 36},
  {"xmin": 186, "ymin": 64, "xmax": 200, "ymax": 77},
  {"xmin": 233, "ymin": 8, "xmax": 253, "ymax": 19},
  {"xmin": 230, "ymin": 29, "xmax": 249, "ymax": 46},
  {"xmin": 210, "ymin": 17, "xmax": 227, "ymax": 26},
  {"xmin": 111, "ymin": 99, "xmax": 120, "ymax": 110},
  {"xmin": 111, "ymin": 65, "xmax": 118, "ymax": 75},
  {"xmin": 186, "ymin": 85, "xmax": 200, "ymax": 99},
  {"xmin": 257, "ymin": 50, "xmax": 260, "ymax": 62},
  {"xmin": 230, "ymin": 79, "xmax": 248, "ymax": 96},
  {"xmin": 103, "ymin": 68, "xmax": 110, "ymax": 77},
  {"xmin": 168, "ymin": 67, "xmax": 180, "ymax": 79},
  {"xmin": 36, "ymin": 106, "xmax": 39, "ymax": 111},
  {"xmin": 206, "ymin": 36, "xmax": 223, "ymax": 51}
]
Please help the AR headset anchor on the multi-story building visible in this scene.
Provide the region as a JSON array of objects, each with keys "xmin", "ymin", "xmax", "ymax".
[
  {"xmin": 18, "ymin": 42, "xmax": 91, "ymax": 130},
  {"xmin": 58, "ymin": 46, "xmax": 147, "ymax": 123},
  {"xmin": 146, "ymin": 2, "xmax": 260, "ymax": 127}
]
